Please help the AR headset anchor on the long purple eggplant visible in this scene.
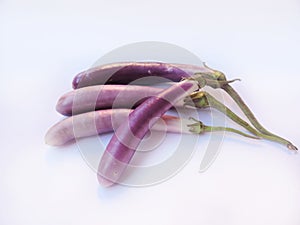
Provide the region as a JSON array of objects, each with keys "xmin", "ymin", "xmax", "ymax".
[
  {"xmin": 56, "ymin": 85, "xmax": 164, "ymax": 116},
  {"xmin": 72, "ymin": 62, "xmax": 212, "ymax": 89},
  {"xmin": 97, "ymin": 79, "xmax": 200, "ymax": 187}
]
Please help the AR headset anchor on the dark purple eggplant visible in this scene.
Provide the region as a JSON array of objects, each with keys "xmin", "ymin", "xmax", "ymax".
[{"xmin": 72, "ymin": 62, "xmax": 212, "ymax": 89}]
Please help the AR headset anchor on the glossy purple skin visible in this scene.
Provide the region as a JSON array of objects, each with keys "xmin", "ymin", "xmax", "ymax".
[
  {"xmin": 97, "ymin": 80, "xmax": 199, "ymax": 187},
  {"xmin": 72, "ymin": 62, "xmax": 211, "ymax": 89},
  {"xmin": 56, "ymin": 85, "xmax": 164, "ymax": 116}
]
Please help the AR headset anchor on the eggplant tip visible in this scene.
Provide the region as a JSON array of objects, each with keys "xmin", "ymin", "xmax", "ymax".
[
  {"xmin": 44, "ymin": 133, "xmax": 63, "ymax": 146},
  {"xmin": 97, "ymin": 174, "xmax": 115, "ymax": 188}
]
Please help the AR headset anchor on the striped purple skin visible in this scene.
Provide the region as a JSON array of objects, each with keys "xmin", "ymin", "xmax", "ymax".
[
  {"xmin": 97, "ymin": 80, "xmax": 199, "ymax": 187},
  {"xmin": 56, "ymin": 85, "xmax": 163, "ymax": 116},
  {"xmin": 72, "ymin": 62, "xmax": 211, "ymax": 89}
]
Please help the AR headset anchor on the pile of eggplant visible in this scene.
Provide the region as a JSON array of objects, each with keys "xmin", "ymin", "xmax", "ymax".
[{"xmin": 45, "ymin": 62, "xmax": 297, "ymax": 187}]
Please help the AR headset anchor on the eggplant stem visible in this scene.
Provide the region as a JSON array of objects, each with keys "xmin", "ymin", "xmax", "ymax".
[
  {"xmin": 205, "ymin": 78, "xmax": 241, "ymax": 89},
  {"xmin": 187, "ymin": 117, "xmax": 259, "ymax": 139},
  {"xmin": 192, "ymin": 64, "xmax": 297, "ymax": 151},
  {"xmin": 187, "ymin": 91, "xmax": 298, "ymax": 151},
  {"xmin": 222, "ymin": 84, "xmax": 298, "ymax": 151},
  {"xmin": 203, "ymin": 126, "xmax": 260, "ymax": 139}
]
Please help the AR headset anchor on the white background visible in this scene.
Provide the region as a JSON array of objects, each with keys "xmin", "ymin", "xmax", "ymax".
[{"xmin": 1, "ymin": 0, "xmax": 300, "ymax": 224}]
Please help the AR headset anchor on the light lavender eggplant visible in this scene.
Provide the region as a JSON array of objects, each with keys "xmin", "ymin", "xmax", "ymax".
[
  {"xmin": 46, "ymin": 107, "xmax": 258, "ymax": 147},
  {"xmin": 97, "ymin": 79, "xmax": 200, "ymax": 187},
  {"xmin": 45, "ymin": 109, "xmax": 193, "ymax": 146},
  {"xmin": 56, "ymin": 85, "xmax": 164, "ymax": 116},
  {"xmin": 72, "ymin": 62, "xmax": 212, "ymax": 89}
]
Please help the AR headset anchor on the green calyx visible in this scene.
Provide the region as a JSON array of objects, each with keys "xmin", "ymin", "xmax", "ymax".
[
  {"xmin": 188, "ymin": 92, "xmax": 209, "ymax": 108},
  {"xmin": 203, "ymin": 62, "xmax": 227, "ymax": 81},
  {"xmin": 187, "ymin": 117, "xmax": 205, "ymax": 134},
  {"xmin": 192, "ymin": 63, "xmax": 227, "ymax": 81}
]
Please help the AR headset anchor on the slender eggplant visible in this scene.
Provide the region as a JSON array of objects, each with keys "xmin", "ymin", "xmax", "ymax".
[
  {"xmin": 45, "ymin": 109, "xmax": 258, "ymax": 146},
  {"xmin": 45, "ymin": 109, "xmax": 186, "ymax": 146},
  {"xmin": 72, "ymin": 62, "xmax": 212, "ymax": 88},
  {"xmin": 57, "ymin": 81, "xmax": 235, "ymax": 116},
  {"xmin": 97, "ymin": 79, "xmax": 202, "ymax": 187},
  {"xmin": 56, "ymin": 85, "xmax": 163, "ymax": 116}
]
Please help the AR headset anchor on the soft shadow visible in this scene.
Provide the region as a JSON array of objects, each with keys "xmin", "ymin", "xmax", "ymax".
[{"xmin": 96, "ymin": 183, "xmax": 129, "ymax": 201}]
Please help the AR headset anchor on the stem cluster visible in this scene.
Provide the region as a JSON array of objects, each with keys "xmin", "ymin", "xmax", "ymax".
[{"xmin": 189, "ymin": 64, "xmax": 297, "ymax": 151}]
